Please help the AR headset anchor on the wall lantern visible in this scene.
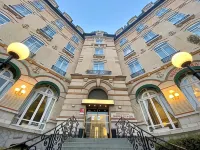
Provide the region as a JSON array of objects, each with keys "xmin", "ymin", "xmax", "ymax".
[
  {"xmin": 15, "ymin": 85, "xmax": 26, "ymax": 96},
  {"xmin": 169, "ymin": 90, "xmax": 179, "ymax": 100}
]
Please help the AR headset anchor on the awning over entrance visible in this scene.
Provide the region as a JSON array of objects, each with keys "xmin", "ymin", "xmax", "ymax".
[{"xmin": 82, "ymin": 99, "xmax": 114, "ymax": 105}]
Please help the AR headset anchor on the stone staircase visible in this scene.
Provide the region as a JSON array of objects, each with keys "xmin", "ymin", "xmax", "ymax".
[{"xmin": 62, "ymin": 138, "xmax": 133, "ymax": 150}]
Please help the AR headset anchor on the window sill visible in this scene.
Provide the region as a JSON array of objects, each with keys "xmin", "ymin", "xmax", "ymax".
[
  {"xmin": 3, "ymin": 4, "xmax": 24, "ymax": 19},
  {"xmin": 146, "ymin": 35, "xmax": 162, "ymax": 46},
  {"xmin": 93, "ymin": 54, "xmax": 105, "ymax": 59},
  {"xmin": 51, "ymin": 65, "xmax": 66, "ymax": 76},
  {"xmin": 175, "ymin": 14, "xmax": 195, "ymax": 27},
  {"xmin": 63, "ymin": 48, "xmax": 74, "ymax": 58},
  {"xmin": 86, "ymin": 70, "xmax": 112, "ymax": 75},
  {"xmin": 36, "ymin": 29, "xmax": 53, "ymax": 41},
  {"xmin": 124, "ymin": 51, "xmax": 136, "ymax": 61},
  {"xmin": 131, "ymin": 69, "xmax": 145, "ymax": 78}
]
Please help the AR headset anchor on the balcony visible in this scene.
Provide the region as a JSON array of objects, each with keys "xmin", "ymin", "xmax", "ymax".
[
  {"xmin": 124, "ymin": 51, "xmax": 136, "ymax": 61},
  {"xmin": 51, "ymin": 65, "xmax": 66, "ymax": 76},
  {"xmin": 161, "ymin": 52, "xmax": 179, "ymax": 63},
  {"xmin": 86, "ymin": 70, "xmax": 112, "ymax": 75},
  {"xmin": 131, "ymin": 69, "xmax": 145, "ymax": 78},
  {"xmin": 63, "ymin": 48, "xmax": 74, "ymax": 58},
  {"xmin": 93, "ymin": 54, "xmax": 105, "ymax": 59},
  {"xmin": 3, "ymin": 4, "xmax": 24, "ymax": 19},
  {"xmin": 146, "ymin": 35, "xmax": 162, "ymax": 46},
  {"xmin": 36, "ymin": 29, "xmax": 53, "ymax": 41},
  {"xmin": 175, "ymin": 14, "xmax": 195, "ymax": 27}
]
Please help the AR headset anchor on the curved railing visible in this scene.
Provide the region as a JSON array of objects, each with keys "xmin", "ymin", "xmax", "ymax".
[
  {"xmin": 116, "ymin": 117, "xmax": 186, "ymax": 150},
  {"xmin": 5, "ymin": 116, "xmax": 79, "ymax": 150}
]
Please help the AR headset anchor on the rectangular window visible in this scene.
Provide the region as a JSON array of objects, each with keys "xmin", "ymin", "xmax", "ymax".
[
  {"xmin": 0, "ymin": 12, "xmax": 10, "ymax": 25},
  {"xmin": 52, "ymin": 56, "xmax": 68, "ymax": 76},
  {"xmin": 187, "ymin": 22, "xmax": 200, "ymax": 36},
  {"xmin": 93, "ymin": 62, "xmax": 104, "ymax": 70},
  {"xmin": 136, "ymin": 24, "xmax": 146, "ymax": 32},
  {"xmin": 23, "ymin": 36, "xmax": 44, "ymax": 54},
  {"xmin": 12, "ymin": 4, "xmax": 32, "ymax": 16},
  {"xmin": 123, "ymin": 45, "xmax": 132, "ymax": 56},
  {"xmin": 55, "ymin": 20, "xmax": 64, "ymax": 29},
  {"xmin": 120, "ymin": 38, "xmax": 127, "ymax": 47},
  {"xmin": 65, "ymin": 43, "xmax": 75, "ymax": 54},
  {"xmin": 32, "ymin": 1, "xmax": 45, "ymax": 11},
  {"xmin": 128, "ymin": 60, "xmax": 143, "ymax": 74},
  {"xmin": 168, "ymin": 12, "xmax": 187, "ymax": 25},
  {"xmin": 95, "ymin": 48, "xmax": 104, "ymax": 55},
  {"xmin": 156, "ymin": 8, "xmax": 169, "ymax": 17},
  {"xmin": 143, "ymin": 31, "xmax": 157, "ymax": 42},
  {"xmin": 42, "ymin": 25, "xmax": 56, "ymax": 38},
  {"xmin": 72, "ymin": 35, "xmax": 79, "ymax": 44},
  {"xmin": 96, "ymin": 39, "xmax": 103, "ymax": 44}
]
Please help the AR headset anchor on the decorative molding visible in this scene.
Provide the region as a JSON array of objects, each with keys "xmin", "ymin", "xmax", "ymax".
[
  {"xmin": 3, "ymin": 4, "xmax": 23, "ymax": 19},
  {"xmin": 52, "ymin": 45, "xmax": 58, "ymax": 50},
  {"xmin": 168, "ymin": 31, "xmax": 176, "ymax": 36},
  {"xmin": 22, "ymin": 24, "xmax": 29, "ymax": 29}
]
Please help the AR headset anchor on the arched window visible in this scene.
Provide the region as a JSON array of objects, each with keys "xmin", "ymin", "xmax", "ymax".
[
  {"xmin": 13, "ymin": 85, "xmax": 58, "ymax": 130},
  {"xmin": 0, "ymin": 68, "xmax": 15, "ymax": 100},
  {"xmin": 180, "ymin": 75, "xmax": 200, "ymax": 110},
  {"xmin": 138, "ymin": 89, "xmax": 179, "ymax": 132},
  {"xmin": 88, "ymin": 89, "xmax": 108, "ymax": 100},
  {"xmin": 0, "ymin": 12, "xmax": 10, "ymax": 25}
]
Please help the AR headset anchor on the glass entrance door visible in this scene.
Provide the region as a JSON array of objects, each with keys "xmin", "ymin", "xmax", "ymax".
[{"xmin": 85, "ymin": 105, "xmax": 110, "ymax": 138}]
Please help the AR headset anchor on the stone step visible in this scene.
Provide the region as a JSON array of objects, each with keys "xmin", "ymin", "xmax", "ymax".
[
  {"xmin": 63, "ymin": 143, "xmax": 131, "ymax": 148},
  {"xmin": 62, "ymin": 146, "xmax": 133, "ymax": 150},
  {"xmin": 66, "ymin": 138, "xmax": 128, "ymax": 142}
]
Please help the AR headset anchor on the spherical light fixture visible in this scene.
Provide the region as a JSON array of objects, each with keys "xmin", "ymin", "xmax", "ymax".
[
  {"xmin": 172, "ymin": 52, "xmax": 193, "ymax": 68},
  {"xmin": 7, "ymin": 42, "xmax": 30, "ymax": 60}
]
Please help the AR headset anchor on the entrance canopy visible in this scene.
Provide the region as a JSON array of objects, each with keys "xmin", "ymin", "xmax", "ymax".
[{"xmin": 82, "ymin": 99, "xmax": 114, "ymax": 105}]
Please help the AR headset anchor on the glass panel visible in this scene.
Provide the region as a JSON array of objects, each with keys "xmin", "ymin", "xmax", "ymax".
[
  {"xmin": 13, "ymin": 4, "xmax": 32, "ymax": 16},
  {"xmin": 0, "ymin": 13, "xmax": 10, "ymax": 24},
  {"xmin": 3, "ymin": 71, "xmax": 11, "ymax": 78},
  {"xmin": 141, "ymin": 102, "xmax": 151, "ymax": 125},
  {"xmin": 0, "ymin": 77, "xmax": 7, "ymax": 87},
  {"xmin": 33, "ymin": 96, "xmax": 47, "ymax": 122},
  {"xmin": 0, "ymin": 82, "xmax": 13, "ymax": 99},
  {"xmin": 163, "ymin": 45, "xmax": 176, "ymax": 55},
  {"xmin": 155, "ymin": 48, "xmax": 167, "ymax": 58}
]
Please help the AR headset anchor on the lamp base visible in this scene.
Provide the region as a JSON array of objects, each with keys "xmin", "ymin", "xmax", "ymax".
[
  {"xmin": 8, "ymin": 51, "xmax": 19, "ymax": 59},
  {"xmin": 181, "ymin": 61, "xmax": 191, "ymax": 68}
]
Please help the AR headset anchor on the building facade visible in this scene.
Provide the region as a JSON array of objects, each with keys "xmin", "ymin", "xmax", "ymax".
[{"xmin": 0, "ymin": 0, "xmax": 200, "ymax": 147}]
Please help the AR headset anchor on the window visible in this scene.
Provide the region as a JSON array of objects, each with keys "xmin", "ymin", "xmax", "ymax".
[
  {"xmin": 168, "ymin": 12, "xmax": 187, "ymax": 25},
  {"xmin": 23, "ymin": 36, "xmax": 44, "ymax": 54},
  {"xmin": 96, "ymin": 39, "xmax": 103, "ymax": 44},
  {"xmin": 0, "ymin": 12, "xmax": 10, "ymax": 25},
  {"xmin": 156, "ymin": 8, "xmax": 169, "ymax": 17},
  {"xmin": 143, "ymin": 31, "xmax": 158, "ymax": 42},
  {"xmin": 55, "ymin": 19, "xmax": 64, "ymax": 29},
  {"xmin": 180, "ymin": 75, "xmax": 200, "ymax": 110},
  {"xmin": 95, "ymin": 48, "xmax": 104, "ymax": 55},
  {"xmin": 0, "ymin": 68, "xmax": 14, "ymax": 100},
  {"xmin": 187, "ymin": 22, "xmax": 200, "ymax": 36},
  {"xmin": 123, "ymin": 45, "xmax": 133, "ymax": 56},
  {"xmin": 42, "ymin": 25, "xmax": 56, "ymax": 38},
  {"xmin": 32, "ymin": 1, "xmax": 45, "ymax": 11},
  {"xmin": 139, "ymin": 90, "xmax": 178, "ymax": 132},
  {"xmin": 93, "ymin": 62, "xmax": 104, "ymax": 70},
  {"xmin": 65, "ymin": 43, "xmax": 75, "ymax": 54},
  {"xmin": 120, "ymin": 38, "xmax": 127, "ymax": 46},
  {"xmin": 136, "ymin": 24, "xmax": 146, "ymax": 32},
  {"xmin": 12, "ymin": 4, "xmax": 32, "ymax": 16},
  {"xmin": 13, "ymin": 86, "xmax": 58, "ymax": 130},
  {"xmin": 129, "ymin": 60, "xmax": 143, "ymax": 74},
  {"xmin": 52, "ymin": 56, "xmax": 68, "ymax": 76},
  {"xmin": 72, "ymin": 35, "xmax": 79, "ymax": 44},
  {"xmin": 154, "ymin": 43, "xmax": 177, "ymax": 63}
]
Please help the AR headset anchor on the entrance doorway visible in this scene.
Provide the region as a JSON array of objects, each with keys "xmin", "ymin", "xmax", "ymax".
[{"xmin": 85, "ymin": 105, "xmax": 110, "ymax": 138}]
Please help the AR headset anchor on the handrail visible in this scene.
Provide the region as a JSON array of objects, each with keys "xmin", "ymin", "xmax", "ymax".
[
  {"xmin": 116, "ymin": 117, "xmax": 186, "ymax": 150},
  {"xmin": 5, "ymin": 116, "xmax": 79, "ymax": 150}
]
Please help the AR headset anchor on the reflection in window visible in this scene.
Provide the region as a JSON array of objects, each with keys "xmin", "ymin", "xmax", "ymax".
[
  {"xmin": 0, "ymin": 12, "xmax": 10, "ymax": 25},
  {"xmin": 12, "ymin": 4, "xmax": 32, "ymax": 16},
  {"xmin": 180, "ymin": 75, "xmax": 200, "ymax": 110},
  {"xmin": 93, "ymin": 62, "xmax": 104, "ymax": 71},
  {"xmin": 187, "ymin": 22, "xmax": 200, "ymax": 36},
  {"xmin": 168, "ymin": 12, "xmax": 187, "ymax": 25},
  {"xmin": 139, "ymin": 90, "xmax": 178, "ymax": 132}
]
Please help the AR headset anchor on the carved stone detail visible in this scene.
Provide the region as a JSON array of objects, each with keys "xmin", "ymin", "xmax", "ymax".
[
  {"xmin": 32, "ymin": 66, "xmax": 41, "ymax": 74},
  {"xmin": 168, "ymin": 31, "xmax": 176, "ymax": 36},
  {"xmin": 156, "ymin": 72, "xmax": 164, "ymax": 79},
  {"xmin": 22, "ymin": 24, "xmax": 29, "ymax": 29},
  {"xmin": 52, "ymin": 45, "xmax": 58, "ymax": 50}
]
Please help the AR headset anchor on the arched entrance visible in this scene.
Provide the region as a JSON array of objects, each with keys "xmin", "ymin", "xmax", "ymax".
[{"xmin": 84, "ymin": 89, "xmax": 111, "ymax": 138}]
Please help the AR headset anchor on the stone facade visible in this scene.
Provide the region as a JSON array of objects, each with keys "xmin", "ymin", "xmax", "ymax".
[{"xmin": 0, "ymin": 0, "xmax": 199, "ymax": 148}]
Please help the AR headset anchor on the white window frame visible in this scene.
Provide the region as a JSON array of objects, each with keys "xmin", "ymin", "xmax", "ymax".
[
  {"xmin": 55, "ymin": 56, "xmax": 69, "ymax": 72},
  {"xmin": 136, "ymin": 24, "xmax": 146, "ymax": 32},
  {"xmin": 0, "ymin": 12, "xmax": 10, "ymax": 25},
  {"xmin": 72, "ymin": 35, "xmax": 79, "ymax": 44},
  {"xmin": 139, "ymin": 90, "xmax": 176, "ymax": 132},
  {"xmin": 187, "ymin": 21, "xmax": 200, "ymax": 37},
  {"xmin": 168, "ymin": 12, "xmax": 187, "ymax": 25},
  {"xmin": 156, "ymin": 8, "xmax": 169, "ymax": 17},
  {"xmin": 95, "ymin": 48, "xmax": 104, "ymax": 55},
  {"xmin": 120, "ymin": 38, "xmax": 127, "ymax": 47},
  {"xmin": 128, "ymin": 60, "xmax": 143, "ymax": 74},
  {"xmin": 12, "ymin": 4, "xmax": 32, "ymax": 16},
  {"xmin": 66, "ymin": 43, "xmax": 75, "ymax": 54},
  {"xmin": 93, "ymin": 62, "xmax": 104, "ymax": 70},
  {"xmin": 143, "ymin": 31, "xmax": 157, "ymax": 42},
  {"xmin": 154, "ymin": 43, "xmax": 177, "ymax": 59},
  {"xmin": 55, "ymin": 19, "xmax": 64, "ymax": 29},
  {"xmin": 123, "ymin": 45, "xmax": 132, "ymax": 56},
  {"xmin": 42, "ymin": 25, "xmax": 56, "ymax": 37}
]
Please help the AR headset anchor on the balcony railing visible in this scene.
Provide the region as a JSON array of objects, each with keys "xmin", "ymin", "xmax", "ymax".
[
  {"xmin": 63, "ymin": 47, "xmax": 74, "ymax": 58},
  {"xmin": 174, "ymin": 14, "xmax": 195, "ymax": 27},
  {"xmin": 36, "ymin": 29, "xmax": 53, "ymax": 41},
  {"xmin": 146, "ymin": 34, "xmax": 162, "ymax": 46},
  {"xmin": 52, "ymin": 65, "xmax": 66, "ymax": 76},
  {"xmin": 131, "ymin": 69, "xmax": 145, "ymax": 78},
  {"xmin": 86, "ymin": 70, "xmax": 112, "ymax": 75},
  {"xmin": 161, "ymin": 51, "xmax": 179, "ymax": 63}
]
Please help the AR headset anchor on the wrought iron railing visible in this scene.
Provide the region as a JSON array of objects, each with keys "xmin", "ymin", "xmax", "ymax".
[
  {"xmin": 5, "ymin": 116, "xmax": 79, "ymax": 150},
  {"xmin": 116, "ymin": 118, "xmax": 186, "ymax": 150},
  {"xmin": 86, "ymin": 70, "xmax": 112, "ymax": 75},
  {"xmin": 174, "ymin": 15, "xmax": 190, "ymax": 26},
  {"xmin": 52, "ymin": 65, "xmax": 66, "ymax": 76},
  {"xmin": 161, "ymin": 51, "xmax": 179, "ymax": 63},
  {"xmin": 131, "ymin": 69, "xmax": 145, "ymax": 78}
]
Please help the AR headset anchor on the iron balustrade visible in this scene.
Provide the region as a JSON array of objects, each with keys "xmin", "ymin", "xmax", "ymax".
[
  {"xmin": 5, "ymin": 116, "xmax": 79, "ymax": 150},
  {"xmin": 116, "ymin": 117, "xmax": 186, "ymax": 150},
  {"xmin": 174, "ymin": 15, "xmax": 190, "ymax": 26},
  {"xmin": 86, "ymin": 70, "xmax": 112, "ymax": 75},
  {"xmin": 63, "ymin": 47, "xmax": 74, "ymax": 56},
  {"xmin": 124, "ymin": 51, "xmax": 136, "ymax": 58},
  {"xmin": 131, "ymin": 69, "xmax": 145, "ymax": 78},
  {"xmin": 161, "ymin": 51, "xmax": 179, "ymax": 63},
  {"xmin": 52, "ymin": 65, "xmax": 66, "ymax": 76},
  {"xmin": 145, "ymin": 34, "xmax": 160, "ymax": 44}
]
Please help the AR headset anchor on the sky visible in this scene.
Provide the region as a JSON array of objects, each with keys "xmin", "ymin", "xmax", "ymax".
[{"xmin": 55, "ymin": 0, "xmax": 156, "ymax": 34}]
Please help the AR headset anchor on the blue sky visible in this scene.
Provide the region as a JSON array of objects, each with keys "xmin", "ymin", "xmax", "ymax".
[{"xmin": 56, "ymin": 0, "xmax": 156, "ymax": 34}]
